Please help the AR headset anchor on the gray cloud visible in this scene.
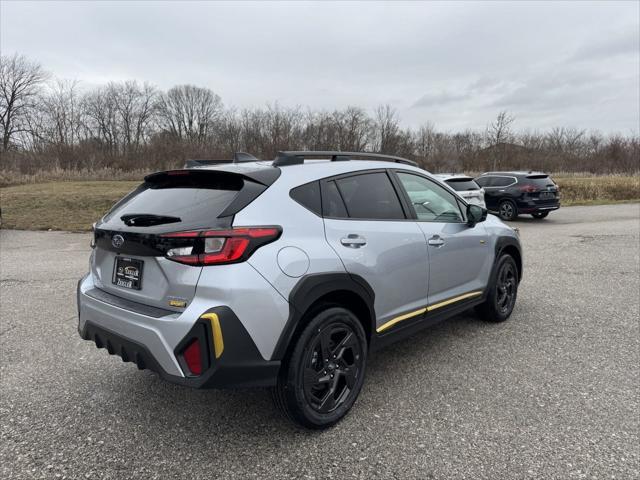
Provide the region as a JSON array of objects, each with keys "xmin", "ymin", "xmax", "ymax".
[{"xmin": 1, "ymin": 0, "xmax": 638, "ymax": 133}]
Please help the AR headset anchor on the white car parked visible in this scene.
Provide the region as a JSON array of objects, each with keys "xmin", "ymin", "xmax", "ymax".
[{"xmin": 435, "ymin": 174, "xmax": 486, "ymax": 208}]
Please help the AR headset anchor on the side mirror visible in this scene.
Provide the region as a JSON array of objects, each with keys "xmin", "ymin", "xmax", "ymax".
[{"xmin": 467, "ymin": 204, "xmax": 487, "ymax": 226}]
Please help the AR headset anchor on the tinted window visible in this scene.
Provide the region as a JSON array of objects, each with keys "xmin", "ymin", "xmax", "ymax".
[
  {"xmin": 475, "ymin": 176, "xmax": 493, "ymax": 187},
  {"xmin": 525, "ymin": 175, "xmax": 555, "ymax": 188},
  {"xmin": 335, "ymin": 172, "xmax": 405, "ymax": 220},
  {"xmin": 103, "ymin": 171, "xmax": 242, "ymax": 229},
  {"xmin": 322, "ymin": 181, "xmax": 348, "ymax": 218},
  {"xmin": 497, "ymin": 176, "xmax": 517, "ymax": 187},
  {"xmin": 397, "ymin": 172, "xmax": 464, "ymax": 222},
  {"xmin": 445, "ymin": 177, "xmax": 481, "ymax": 191},
  {"xmin": 290, "ymin": 181, "xmax": 321, "ymax": 215}
]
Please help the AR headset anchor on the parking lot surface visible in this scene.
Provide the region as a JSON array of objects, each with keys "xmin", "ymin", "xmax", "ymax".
[{"xmin": 1, "ymin": 203, "xmax": 639, "ymax": 479}]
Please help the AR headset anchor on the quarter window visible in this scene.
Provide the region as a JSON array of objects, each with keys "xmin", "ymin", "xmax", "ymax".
[{"xmin": 397, "ymin": 172, "xmax": 464, "ymax": 223}]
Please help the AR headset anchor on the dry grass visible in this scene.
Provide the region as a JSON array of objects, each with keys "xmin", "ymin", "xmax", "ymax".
[
  {"xmin": 1, "ymin": 181, "xmax": 138, "ymax": 231},
  {"xmin": 0, "ymin": 176, "xmax": 638, "ymax": 232},
  {"xmin": 0, "ymin": 168, "xmax": 150, "ymax": 187},
  {"xmin": 555, "ymin": 176, "xmax": 639, "ymax": 205}
]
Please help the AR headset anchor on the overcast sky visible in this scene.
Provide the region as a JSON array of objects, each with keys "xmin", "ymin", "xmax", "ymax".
[{"xmin": 2, "ymin": 1, "xmax": 639, "ymax": 133}]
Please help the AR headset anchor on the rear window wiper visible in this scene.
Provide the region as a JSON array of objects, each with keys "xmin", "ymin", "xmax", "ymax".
[{"xmin": 120, "ymin": 214, "xmax": 181, "ymax": 227}]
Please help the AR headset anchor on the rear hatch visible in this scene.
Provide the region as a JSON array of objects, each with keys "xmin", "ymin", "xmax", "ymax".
[
  {"xmin": 91, "ymin": 169, "xmax": 266, "ymax": 312},
  {"xmin": 520, "ymin": 174, "xmax": 559, "ymax": 204}
]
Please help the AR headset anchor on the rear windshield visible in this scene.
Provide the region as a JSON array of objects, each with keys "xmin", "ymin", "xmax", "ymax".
[
  {"xmin": 102, "ymin": 171, "xmax": 242, "ymax": 230},
  {"xmin": 445, "ymin": 177, "xmax": 480, "ymax": 191},
  {"xmin": 525, "ymin": 175, "xmax": 555, "ymax": 187}
]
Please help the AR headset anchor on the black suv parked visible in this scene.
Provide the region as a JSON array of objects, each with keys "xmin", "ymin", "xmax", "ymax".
[{"xmin": 475, "ymin": 171, "xmax": 560, "ymax": 221}]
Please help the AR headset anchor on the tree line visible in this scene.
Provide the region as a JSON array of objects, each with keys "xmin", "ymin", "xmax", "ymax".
[{"xmin": 1, "ymin": 53, "xmax": 638, "ymax": 175}]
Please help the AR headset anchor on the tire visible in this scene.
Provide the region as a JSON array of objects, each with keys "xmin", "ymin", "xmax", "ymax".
[
  {"xmin": 475, "ymin": 254, "xmax": 519, "ymax": 323},
  {"xmin": 272, "ymin": 306, "xmax": 368, "ymax": 429},
  {"xmin": 531, "ymin": 212, "xmax": 549, "ymax": 219},
  {"xmin": 498, "ymin": 200, "xmax": 518, "ymax": 221}
]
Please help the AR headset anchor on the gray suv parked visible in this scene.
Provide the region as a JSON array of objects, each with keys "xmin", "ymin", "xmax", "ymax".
[{"xmin": 77, "ymin": 151, "xmax": 523, "ymax": 428}]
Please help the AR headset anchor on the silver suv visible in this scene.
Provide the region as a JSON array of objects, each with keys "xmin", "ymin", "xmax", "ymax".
[{"xmin": 77, "ymin": 151, "xmax": 522, "ymax": 429}]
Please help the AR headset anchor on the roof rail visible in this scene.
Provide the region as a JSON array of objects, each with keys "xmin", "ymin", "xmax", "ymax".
[
  {"xmin": 184, "ymin": 152, "xmax": 259, "ymax": 168},
  {"xmin": 273, "ymin": 151, "xmax": 417, "ymax": 167}
]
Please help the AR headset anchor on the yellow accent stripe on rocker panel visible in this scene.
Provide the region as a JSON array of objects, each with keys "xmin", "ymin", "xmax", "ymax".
[
  {"xmin": 200, "ymin": 313, "xmax": 224, "ymax": 359},
  {"xmin": 376, "ymin": 307, "xmax": 426, "ymax": 333},
  {"xmin": 375, "ymin": 291, "xmax": 483, "ymax": 334},
  {"xmin": 426, "ymin": 291, "xmax": 483, "ymax": 312}
]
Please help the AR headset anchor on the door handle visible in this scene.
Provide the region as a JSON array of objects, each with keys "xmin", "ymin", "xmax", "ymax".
[
  {"xmin": 428, "ymin": 235, "xmax": 445, "ymax": 247},
  {"xmin": 341, "ymin": 234, "xmax": 367, "ymax": 248}
]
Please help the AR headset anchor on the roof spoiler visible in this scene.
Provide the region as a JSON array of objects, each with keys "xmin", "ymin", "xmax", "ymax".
[
  {"xmin": 184, "ymin": 152, "xmax": 258, "ymax": 168},
  {"xmin": 272, "ymin": 151, "xmax": 418, "ymax": 167}
]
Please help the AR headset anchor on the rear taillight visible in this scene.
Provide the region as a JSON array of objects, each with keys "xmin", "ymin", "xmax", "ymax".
[
  {"xmin": 160, "ymin": 226, "xmax": 281, "ymax": 266},
  {"xmin": 518, "ymin": 184, "xmax": 539, "ymax": 193}
]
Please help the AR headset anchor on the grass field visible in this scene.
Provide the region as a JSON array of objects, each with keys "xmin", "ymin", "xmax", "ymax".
[{"xmin": 1, "ymin": 177, "xmax": 638, "ymax": 231}]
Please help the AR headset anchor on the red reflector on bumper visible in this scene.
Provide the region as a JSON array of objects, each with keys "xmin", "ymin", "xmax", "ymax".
[{"xmin": 183, "ymin": 339, "xmax": 202, "ymax": 375}]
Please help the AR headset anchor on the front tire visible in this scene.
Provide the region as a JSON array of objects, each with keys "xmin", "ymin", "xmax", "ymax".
[
  {"xmin": 272, "ymin": 306, "xmax": 368, "ymax": 429},
  {"xmin": 476, "ymin": 254, "xmax": 519, "ymax": 323},
  {"xmin": 498, "ymin": 200, "xmax": 518, "ymax": 221}
]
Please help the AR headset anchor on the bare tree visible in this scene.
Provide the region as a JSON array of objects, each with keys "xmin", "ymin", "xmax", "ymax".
[
  {"xmin": 0, "ymin": 53, "xmax": 49, "ymax": 151},
  {"xmin": 374, "ymin": 104, "xmax": 401, "ymax": 153},
  {"xmin": 487, "ymin": 111, "xmax": 515, "ymax": 169},
  {"xmin": 156, "ymin": 85, "xmax": 223, "ymax": 144}
]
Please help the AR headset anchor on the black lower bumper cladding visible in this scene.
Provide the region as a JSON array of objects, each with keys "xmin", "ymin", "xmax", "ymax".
[{"xmin": 80, "ymin": 306, "xmax": 280, "ymax": 389}]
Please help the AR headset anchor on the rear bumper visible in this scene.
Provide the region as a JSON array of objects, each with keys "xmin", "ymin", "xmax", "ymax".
[
  {"xmin": 77, "ymin": 276, "xmax": 280, "ymax": 389},
  {"xmin": 516, "ymin": 199, "xmax": 560, "ymax": 214}
]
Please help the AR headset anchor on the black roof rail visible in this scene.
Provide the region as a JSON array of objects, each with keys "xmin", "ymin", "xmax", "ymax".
[
  {"xmin": 184, "ymin": 152, "xmax": 259, "ymax": 168},
  {"xmin": 273, "ymin": 151, "xmax": 417, "ymax": 167}
]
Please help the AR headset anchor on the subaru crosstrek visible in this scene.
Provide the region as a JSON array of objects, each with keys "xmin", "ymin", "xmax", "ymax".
[{"xmin": 77, "ymin": 151, "xmax": 523, "ymax": 429}]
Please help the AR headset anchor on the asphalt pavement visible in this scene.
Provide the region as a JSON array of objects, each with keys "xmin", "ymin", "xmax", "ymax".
[{"xmin": 1, "ymin": 203, "xmax": 639, "ymax": 479}]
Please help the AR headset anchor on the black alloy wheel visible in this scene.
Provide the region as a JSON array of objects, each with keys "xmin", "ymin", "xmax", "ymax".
[
  {"xmin": 272, "ymin": 306, "xmax": 367, "ymax": 429},
  {"xmin": 498, "ymin": 200, "xmax": 518, "ymax": 221},
  {"xmin": 475, "ymin": 254, "xmax": 519, "ymax": 323},
  {"xmin": 495, "ymin": 261, "xmax": 517, "ymax": 315},
  {"xmin": 303, "ymin": 322, "xmax": 363, "ymax": 414}
]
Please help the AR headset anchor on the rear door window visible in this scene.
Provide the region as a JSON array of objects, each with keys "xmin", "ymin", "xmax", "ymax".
[
  {"xmin": 475, "ymin": 176, "xmax": 494, "ymax": 187},
  {"xmin": 334, "ymin": 172, "xmax": 405, "ymax": 220},
  {"xmin": 494, "ymin": 176, "xmax": 516, "ymax": 187},
  {"xmin": 322, "ymin": 181, "xmax": 349, "ymax": 218}
]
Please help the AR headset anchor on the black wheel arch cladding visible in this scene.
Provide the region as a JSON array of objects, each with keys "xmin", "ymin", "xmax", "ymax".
[
  {"xmin": 272, "ymin": 272, "xmax": 376, "ymax": 360},
  {"xmin": 494, "ymin": 236, "xmax": 523, "ymax": 283}
]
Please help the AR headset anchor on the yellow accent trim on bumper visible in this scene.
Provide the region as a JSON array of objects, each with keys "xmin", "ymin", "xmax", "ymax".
[
  {"xmin": 375, "ymin": 290, "xmax": 483, "ymax": 334},
  {"xmin": 200, "ymin": 313, "xmax": 224, "ymax": 359}
]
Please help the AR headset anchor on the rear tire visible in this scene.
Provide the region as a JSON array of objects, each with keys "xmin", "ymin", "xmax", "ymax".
[
  {"xmin": 272, "ymin": 306, "xmax": 367, "ymax": 429},
  {"xmin": 498, "ymin": 200, "xmax": 518, "ymax": 221},
  {"xmin": 475, "ymin": 254, "xmax": 519, "ymax": 323},
  {"xmin": 531, "ymin": 212, "xmax": 549, "ymax": 219}
]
